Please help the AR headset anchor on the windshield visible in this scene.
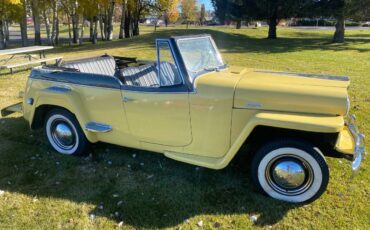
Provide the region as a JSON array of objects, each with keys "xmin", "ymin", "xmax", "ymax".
[{"xmin": 177, "ymin": 37, "xmax": 224, "ymax": 78}]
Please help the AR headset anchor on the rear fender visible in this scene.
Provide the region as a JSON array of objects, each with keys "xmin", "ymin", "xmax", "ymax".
[{"xmin": 28, "ymin": 87, "xmax": 98, "ymax": 142}]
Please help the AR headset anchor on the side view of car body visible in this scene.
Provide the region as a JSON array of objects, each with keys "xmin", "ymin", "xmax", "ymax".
[{"xmin": 2, "ymin": 34, "xmax": 365, "ymax": 203}]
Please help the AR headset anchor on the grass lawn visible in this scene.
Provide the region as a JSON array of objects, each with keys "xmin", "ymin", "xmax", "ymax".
[{"xmin": 0, "ymin": 26, "xmax": 369, "ymax": 229}]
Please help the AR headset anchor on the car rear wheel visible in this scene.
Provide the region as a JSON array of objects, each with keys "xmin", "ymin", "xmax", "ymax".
[
  {"xmin": 251, "ymin": 139, "xmax": 329, "ymax": 203},
  {"xmin": 45, "ymin": 108, "xmax": 89, "ymax": 156}
]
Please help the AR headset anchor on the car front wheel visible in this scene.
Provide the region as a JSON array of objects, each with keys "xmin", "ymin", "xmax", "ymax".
[
  {"xmin": 251, "ymin": 139, "xmax": 329, "ymax": 203},
  {"xmin": 45, "ymin": 108, "xmax": 89, "ymax": 156}
]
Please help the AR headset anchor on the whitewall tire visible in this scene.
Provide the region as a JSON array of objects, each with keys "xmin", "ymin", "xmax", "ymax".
[
  {"xmin": 45, "ymin": 108, "xmax": 89, "ymax": 156},
  {"xmin": 251, "ymin": 139, "xmax": 329, "ymax": 203}
]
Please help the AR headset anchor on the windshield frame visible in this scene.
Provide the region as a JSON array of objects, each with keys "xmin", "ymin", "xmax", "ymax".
[{"xmin": 173, "ymin": 35, "xmax": 227, "ymax": 80}]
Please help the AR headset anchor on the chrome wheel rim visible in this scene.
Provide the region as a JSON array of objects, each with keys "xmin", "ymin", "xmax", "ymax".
[
  {"xmin": 265, "ymin": 155, "xmax": 314, "ymax": 196},
  {"xmin": 50, "ymin": 120, "xmax": 76, "ymax": 151}
]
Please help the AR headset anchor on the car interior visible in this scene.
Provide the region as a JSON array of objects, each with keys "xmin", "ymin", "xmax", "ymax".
[{"xmin": 60, "ymin": 55, "xmax": 182, "ymax": 88}]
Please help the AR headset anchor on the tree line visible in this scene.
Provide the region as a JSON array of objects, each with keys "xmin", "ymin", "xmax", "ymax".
[
  {"xmin": 212, "ymin": 0, "xmax": 370, "ymax": 42},
  {"xmin": 0, "ymin": 0, "xmax": 205, "ymax": 49}
]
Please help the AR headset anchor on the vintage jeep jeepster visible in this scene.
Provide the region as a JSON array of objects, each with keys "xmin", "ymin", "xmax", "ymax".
[{"xmin": 1, "ymin": 35, "xmax": 365, "ymax": 203}]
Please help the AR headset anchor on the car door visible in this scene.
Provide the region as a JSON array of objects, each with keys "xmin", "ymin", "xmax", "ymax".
[{"xmin": 120, "ymin": 39, "xmax": 192, "ymax": 147}]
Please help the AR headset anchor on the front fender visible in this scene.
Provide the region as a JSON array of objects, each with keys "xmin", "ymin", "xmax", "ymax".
[{"xmin": 165, "ymin": 111, "xmax": 344, "ymax": 170}]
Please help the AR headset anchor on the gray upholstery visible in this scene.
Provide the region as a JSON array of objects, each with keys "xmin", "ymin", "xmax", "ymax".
[
  {"xmin": 159, "ymin": 62, "xmax": 182, "ymax": 86},
  {"xmin": 120, "ymin": 62, "xmax": 181, "ymax": 87},
  {"xmin": 62, "ymin": 56, "xmax": 116, "ymax": 76},
  {"xmin": 120, "ymin": 64, "xmax": 159, "ymax": 87}
]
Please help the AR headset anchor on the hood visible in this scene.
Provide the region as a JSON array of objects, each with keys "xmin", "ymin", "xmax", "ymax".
[{"xmin": 234, "ymin": 69, "xmax": 349, "ymax": 116}]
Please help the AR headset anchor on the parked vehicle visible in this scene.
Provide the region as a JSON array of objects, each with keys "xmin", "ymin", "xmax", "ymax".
[{"xmin": 2, "ymin": 34, "xmax": 365, "ymax": 203}]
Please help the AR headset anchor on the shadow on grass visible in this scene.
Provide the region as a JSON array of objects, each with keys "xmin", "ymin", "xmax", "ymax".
[
  {"xmin": 2, "ymin": 27, "xmax": 369, "ymax": 77},
  {"xmin": 44, "ymin": 28, "xmax": 370, "ymax": 60},
  {"xmin": 0, "ymin": 116, "xmax": 301, "ymax": 228}
]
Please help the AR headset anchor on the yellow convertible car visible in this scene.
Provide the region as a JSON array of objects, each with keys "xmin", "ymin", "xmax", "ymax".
[{"xmin": 1, "ymin": 34, "xmax": 365, "ymax": 203}]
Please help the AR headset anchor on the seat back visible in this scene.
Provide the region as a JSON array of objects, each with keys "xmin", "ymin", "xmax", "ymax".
[
  {"xmin": 159, "ymin": 62, "xmax": 182, "ymax": 86},
  {"xmin": 121, "ymin": 62, "xmax": 182, "ymax": 87},
  {"xmin": 120, "ymin": 64, "xmax": 159, "ymax": 87},
  {"xmin": 62, "ymin": 56, "xmax": 117, "ymax": 76}
]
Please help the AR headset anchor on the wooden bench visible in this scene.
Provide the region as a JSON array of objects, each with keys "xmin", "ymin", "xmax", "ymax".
[{"xmin": 0, "ymin": 56, "xmax": 63, "ymax": 74}]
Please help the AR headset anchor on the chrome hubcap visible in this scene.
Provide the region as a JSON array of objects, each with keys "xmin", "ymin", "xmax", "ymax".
[
  {"xmin": 266, "ymin": 155, "xmax": 314, "ymax": 196},
  {"xmin": 272, "ymin": 161, "xmax": 306, "ymax": 189},
  {"xmin": 51, "ymin": 121, "xmax": 76, "ymax": 150}
]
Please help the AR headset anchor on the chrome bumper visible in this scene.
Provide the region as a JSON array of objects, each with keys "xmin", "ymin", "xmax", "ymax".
[{"xmin": 348, "ymin": 115, "xmax": 366, "ymax": 171}]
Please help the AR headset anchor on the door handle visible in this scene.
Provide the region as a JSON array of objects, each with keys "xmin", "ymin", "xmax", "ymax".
[{"xmin": 123, "ymin": 96, "xmax": 136, "ymax": 102}]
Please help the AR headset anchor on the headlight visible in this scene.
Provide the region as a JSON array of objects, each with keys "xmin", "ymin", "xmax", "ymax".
[{"xmin": 346, "ymin": 96, "xmax": 350, "ymax": 116}]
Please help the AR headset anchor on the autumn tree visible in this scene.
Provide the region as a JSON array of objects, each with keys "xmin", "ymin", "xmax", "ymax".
[
  {"xmin": 0, "ymin": 0, "xmax": 22, "ymax": 49},
  {"xmin": 153, "ymin": 0, "xmax": 179, "ymax": 31},
  {"xmin": 180, "ymin": 0, "xmax": 197, "ymax": 29},
  {"xmin": 164, "ymin": 2, "xmax": 179, "ymax": 26}
]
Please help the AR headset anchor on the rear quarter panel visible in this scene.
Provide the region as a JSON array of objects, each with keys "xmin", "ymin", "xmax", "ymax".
[{"xmin": 24, "ymin": 78, "xmax": 138, "ymax": 147}]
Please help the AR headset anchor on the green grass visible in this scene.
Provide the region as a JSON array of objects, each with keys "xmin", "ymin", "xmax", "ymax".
[{"xmin": 0, "ymin": 26, "xmax": 369, "ymax": 229}]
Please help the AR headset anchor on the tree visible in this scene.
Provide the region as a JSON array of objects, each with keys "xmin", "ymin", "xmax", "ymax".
[
  {"xmin": 227, "ymin": 0, "xmax": 256, "ymax": 29},
  {"xmin": 180, "ymin": 0, "xmax": 197, "ymax": 29},
  {"xmin": 199, "ymin": 3, "xmax": 205, "ymax": 25},
  {"xmin": 254, "ymin": 0, "xmax": 309, "ymax": 39},
  {"xmin": 211, "ymin": 0, "xmax": 228, "ymax": 25},
  {"xmin": 153, "ymin": 0, "xmax": 178, "ymax": 31},
  {"xmin": 0, "ymin": 0, "xmax": 22, "ymax": 49},
  {"xmin": 119, "ymin": 0, "xmax": 127, "ymax": 39},
  {"xmin": 164, "ymin": 3, "xmax": 179, "ymax": 26},
  {"xmin": 20, "ymin": 0, "xmax": 28, "ymax": 46},
  {"xmin": 30, "ymin": 0, "xmax": 42, "ymax": 45},
  {"xmin": 312, "ymin": 0, "xmax": 370, "ymax": 43}
]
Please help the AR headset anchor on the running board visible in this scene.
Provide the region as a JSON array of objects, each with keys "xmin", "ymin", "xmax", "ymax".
[{"xmin": 85, "ymin": 122, "xmax": 112, "ymax": 133}]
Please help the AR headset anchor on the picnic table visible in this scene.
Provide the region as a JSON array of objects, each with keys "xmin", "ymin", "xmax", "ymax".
[{"xmin": 0, "ymin": 46, "xmax": 62, "ymax": 74}]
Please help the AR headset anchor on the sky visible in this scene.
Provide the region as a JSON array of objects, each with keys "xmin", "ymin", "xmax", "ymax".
[{"xmin": 198, "ymin": 0, "xmax": 214, "ymax": 11}]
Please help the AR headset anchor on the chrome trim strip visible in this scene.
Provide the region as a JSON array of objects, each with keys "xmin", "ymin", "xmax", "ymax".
[
  {"xmin": 254, "ymin": 70, "xmax": 349, "ymax": 81},
  {"xmin": 85, "ymin": 122, "xmax": 112, "ymax": 133}
]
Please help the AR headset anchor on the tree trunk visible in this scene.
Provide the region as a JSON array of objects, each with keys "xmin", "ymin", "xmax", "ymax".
[
  {"xmin": 0, "ymin": 20, "xmax": 6, "ymax": 49},
  {"xmin": 43, "ymin": 10, "xmax": 51, "ymax": 44},
  {"xmin": 132, "ymin": 18, "xmax": 139, "ymax": 36},
  {"xmin": 72, "ymin": 14, "xmax": 79, "ymax": 43},
  {"xmin": 236, "ymin": 20, "xmax": 241, "ymax": 29},
  {"xmin": 186, "ymin": 21, "xmax": 189, "ymax": 29},
  {"xmin": 32, "ymin": 0, "xmax": 42, "ymax": 45},
  {"xmin": 119, "ymin": 1, "xmax": 126, "ymax": 39},
  {"xmin": 124, "ymin": 11, "xmax": 131, "ymax": 38},
  {"xmin": 268, "ymin": 13, "xmax": 278, "ymax": 39},
  {"xmin": 4, "ymin": 20, "xmax": 10, "ymax": 42},
  {"xmin": 20, "ymin": 19, "xmax": 28, "ymax": 47},
  {"xmin": 333, "ymin": 15, "xmax": 345, "ymax": 43},
  {"xmin": 20, "ymin": 0, "xmax": 28, "ymax": 46},
  {"xmin": 93, "ymin": 17, "xmax": 98, "ymax": 44},
  {"xmin": 131, "ymin": 1, "xmax": 140, "ymax": 36},
  {"xmin": 154, "ymin": 19, "xmax": 157, "ymax": 32},
  {"xmin": 89, "ymin": 18, "xmax": 93, "ymax": 42},
  {"xmin": 79, "ymin": 17, "xmax": 85, "ymax": 45},
  {"xmin": 67, "ymin": 16, "xmax": 72, "ymax": 46},
  {"xmin": 55, "ymin": 17, "xmax": 59, "ymax": 45},
  {"xmin": 99, "ymin": 15, "xmax": 105, "ymax": 40},
  {"xmin": 51, "ymin": 0, "xmax": 58, "ymax": 46},
  {"xmin": 106, "ymin": 1, "xmax": 115, "ymax": 41}
]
